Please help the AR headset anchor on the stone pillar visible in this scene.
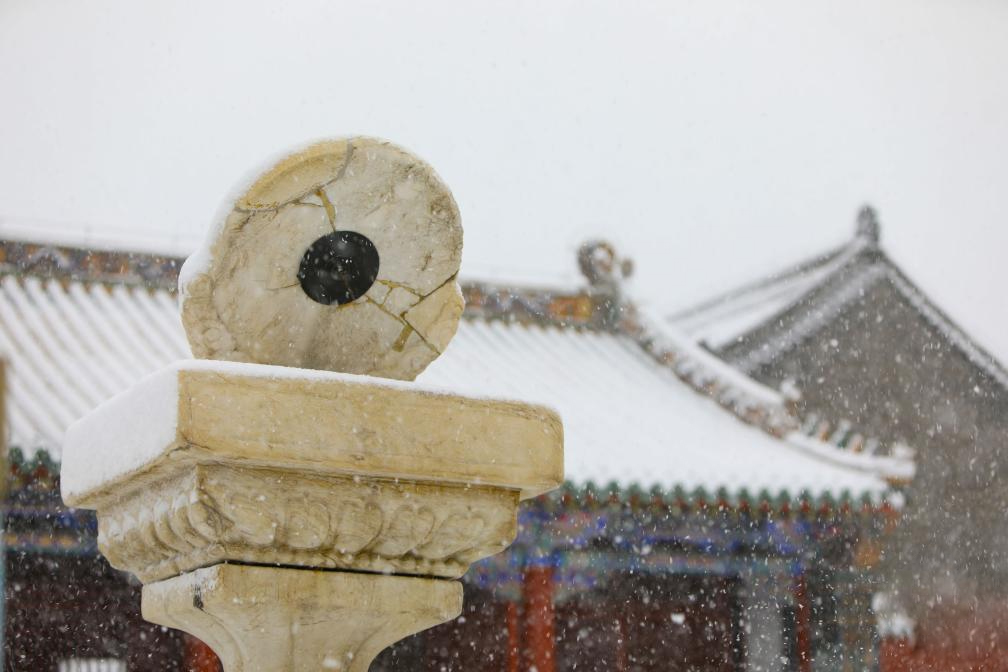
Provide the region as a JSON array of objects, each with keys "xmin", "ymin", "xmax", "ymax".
[
  {"xmin": 145, "ymin": 564, "xmax": 461, "ymax": 672},
  {"xmin": 60, "ymin": 137, "xmax": 564, "ymax": 672},
  {"xmin": 523, "ymin": 564, "xmax": 556, "ymax": 672}
]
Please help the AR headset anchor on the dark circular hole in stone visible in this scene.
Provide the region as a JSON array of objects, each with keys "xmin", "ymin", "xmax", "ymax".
[{"xmin": 298, "ymin": 231, "xmax": 380, "ymax": 306}]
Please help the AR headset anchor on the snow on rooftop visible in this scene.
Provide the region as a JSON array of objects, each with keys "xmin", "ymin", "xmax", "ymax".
[
  {"xmin": 635, "ymin": 307, "xmax": 785, "ymax": 408},
  {"xmin": 0, "ymin": 276, "xmax": 190, "ymax": 453},
  {"xmin": 669, "ymin": 226, "xmax": 1008, "ymax": 392},
  {"xmin": 422, "ymin": 319, "xmax": 888, "ymax": 500},
  {"xmin": 0, "ymin": 271, "xmax": 891, "ymax": 502},
  {"xmin": 667, "ymin": 244, "xmax": 856, "ymax": 349}
]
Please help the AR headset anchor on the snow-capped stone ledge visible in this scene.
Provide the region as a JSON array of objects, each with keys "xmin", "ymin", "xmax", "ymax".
[{"xmin": 61, "ymin": 359, "xmax": 563, "ymax": 507}]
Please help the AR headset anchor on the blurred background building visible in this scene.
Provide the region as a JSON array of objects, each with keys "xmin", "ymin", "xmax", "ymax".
[
  {"xmin": 669, "ymin": 208, "xmax": 1008, "ymax": 672},
  {"xmin": 5, "ymin": 210, "xmax": 988, "ymax": 671}
]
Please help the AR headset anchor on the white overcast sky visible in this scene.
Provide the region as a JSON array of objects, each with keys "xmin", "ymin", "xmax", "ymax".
[{"xmin": 2, "ymin": 0, "xmax": 1007, "ymax": 359}]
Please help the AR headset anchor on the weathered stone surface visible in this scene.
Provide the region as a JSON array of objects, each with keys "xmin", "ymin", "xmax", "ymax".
[
  {"xmin": 143, "ymin": 563, "xmax": 462, "ymax": 672},
  {"xmin": 180, "ymin": 137, "xmax": 464, "ymax": 380}
]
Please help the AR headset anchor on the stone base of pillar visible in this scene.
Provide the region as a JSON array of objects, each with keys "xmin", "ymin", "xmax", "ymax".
[{"xmin": 142, "ymin": 563, "xmax": 462, "ymax": 672}]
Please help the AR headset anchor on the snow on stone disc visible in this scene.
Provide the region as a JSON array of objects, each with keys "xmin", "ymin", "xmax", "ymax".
[{"xmin": 180, "ymin": 137, "xmax": 464, "ymax": 380}]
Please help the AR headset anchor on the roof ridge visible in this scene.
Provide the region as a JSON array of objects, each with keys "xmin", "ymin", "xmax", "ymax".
[
  {"xmin": 0, "ymin": 219, "xmax": 199, "ymax": 257},
  {"xmin": 667, "ymin": 243, "xmax": 849, "ymax": 324},
  {"xmin": 632, "ymin": 305, "xmax": 788, "ymax": 411},
  {"xmin": 883, "ymin": 262, "xmax": 1008, "ymax": 390},
  {"xmin": 726, "ymin": 245, "xmax": 886, "ymax": 371},
  {"xmin": 722, "ymin": 244, "xmax": 1008, "ymax": 391},
  {"xmin": 619, "ymin": 289, "xmax": 911, "ymax": 486},
  {"xmin": 670, "ymin": 205, "xmax": 884, "ymax": 328},
  {"xmin": 0, "ymin": 239, "xmax": 183, "ymax": 291}
]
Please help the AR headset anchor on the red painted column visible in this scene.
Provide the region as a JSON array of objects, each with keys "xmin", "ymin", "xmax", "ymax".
[
  {"xmin": 184, "ymin": 634, "xmax": 221, "ymax": 672},
  {"xmin": 794, "ymin": 574, "xmax": 812, "ymax": 672},
  {"xmin": 522, "ymin": 565, "xmax": 556, "ymax": 672}
]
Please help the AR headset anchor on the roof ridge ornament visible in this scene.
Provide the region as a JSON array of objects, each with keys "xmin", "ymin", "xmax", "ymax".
[
  {"xmin": 577, "ymin": 240, "xmax": 634, "ymax": 329},
  {"xmin": 577, "ymin": 240, "xmax": 633, "ymax": 289},
  {"xmin": 855, "ymin": 204, "xmax": 881, "ymax": 245}
]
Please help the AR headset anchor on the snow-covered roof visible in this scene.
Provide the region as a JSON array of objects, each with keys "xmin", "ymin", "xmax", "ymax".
[
  {"xmin": 667, "ymin": 244, "xmax": 852, "ymax": 350},
  {"xmin": 0, "ymin": 275, "xmax": 190, "ymax": 450},
  {"xmin": 0, "ymin": 260, "xmax": 898, "ymax": 504},
  {"xmin": 669, "ymin": 212, "xmax": 1008, "ymax": 391},
  {"xmin": 423, "ymin": 319, "xmax": 891, "ymax": 500}
]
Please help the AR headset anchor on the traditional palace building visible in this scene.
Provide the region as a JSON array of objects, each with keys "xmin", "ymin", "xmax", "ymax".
[
  {"xmin": 670, "ymin": 208, "xmax": 1008, "ymax": 672},
  {"xmin": 0, "ymin": 218, "xmax": 925, "ymax": 672}
]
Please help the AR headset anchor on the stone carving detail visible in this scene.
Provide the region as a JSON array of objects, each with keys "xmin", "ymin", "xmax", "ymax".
[{"xmin": 99, "ymin": 464, "xmax": 518, "ymax": 583}]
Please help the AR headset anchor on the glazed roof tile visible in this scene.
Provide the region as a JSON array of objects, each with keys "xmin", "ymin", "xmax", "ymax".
[{"xmin": 0, "ymin": 234, "xmax": 900, "ymax": 504}]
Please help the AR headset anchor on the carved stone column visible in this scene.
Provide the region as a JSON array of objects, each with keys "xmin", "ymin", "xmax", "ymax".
[
  {"xmin": 144, "ymin": 565, "xmax": 460, "ymax": 672},
  {"xmin": 60, "ymin": 137, "xmax": 564, "ymax": 671}
]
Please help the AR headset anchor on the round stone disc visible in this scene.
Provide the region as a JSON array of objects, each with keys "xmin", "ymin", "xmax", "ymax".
[{"xmin": 179, "ymin": 137, "xmax": 464, "ymax": 380}]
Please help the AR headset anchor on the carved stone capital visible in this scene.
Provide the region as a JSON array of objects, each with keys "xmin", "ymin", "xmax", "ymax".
[
  {"xmin": 99, "ymin": 463, "xmax": 518, "ymax": 583},
  {"xmin": 62, "ymin": 362, "xmax": 563, "ymax": 585}
]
